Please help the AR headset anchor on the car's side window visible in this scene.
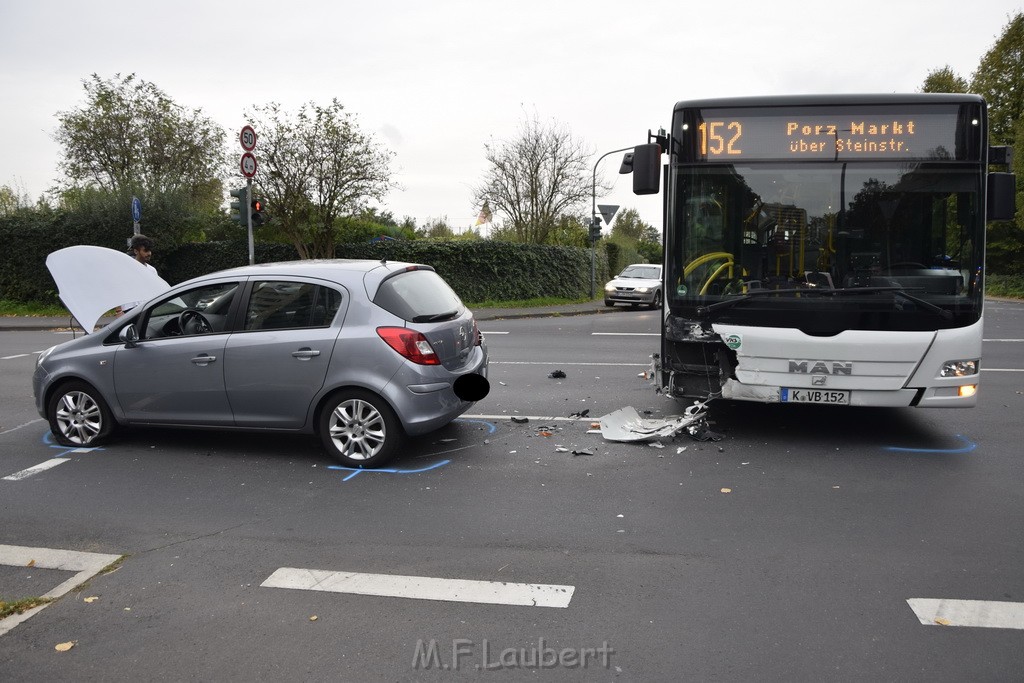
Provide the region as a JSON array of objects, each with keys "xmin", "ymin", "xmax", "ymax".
[
  {"xmin": 140, "ymin": 282, "xmax": 239, "ymax": 339},
  {"xmin": 244, "ymin": 282, "xmax": 342, "ymax": 331}
]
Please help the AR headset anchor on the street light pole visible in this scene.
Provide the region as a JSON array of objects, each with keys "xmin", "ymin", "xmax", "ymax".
[{"xmin": 591, "ymin": 146, "xmax": 636, "ymax": 298}]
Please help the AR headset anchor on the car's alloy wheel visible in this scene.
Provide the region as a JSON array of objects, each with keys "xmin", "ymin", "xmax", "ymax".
[
  {"xmin": 47, "ymin": 381, "xmax": 114, "ymax": 447},
  {"xmin": 319, "ymin": 390, "xmax": 401, "ymax": 468},
  {"xmin": 652, "ymin": 290, "xmax": 663, "ymax": 309}
]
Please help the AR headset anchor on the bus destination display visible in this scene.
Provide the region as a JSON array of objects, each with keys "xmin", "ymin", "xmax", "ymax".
[{"xmin": 687, "ymin": 107, "xmax": 971, "ymax": 162}]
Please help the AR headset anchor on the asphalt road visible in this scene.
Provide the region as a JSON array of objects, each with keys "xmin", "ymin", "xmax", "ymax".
[{"xmin": 1, "ymin": 302, "xmax": 1023, "ymax": 681}]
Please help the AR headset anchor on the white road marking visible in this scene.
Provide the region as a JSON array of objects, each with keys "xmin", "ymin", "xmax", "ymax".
[
  {"xmin": 591, "ymin": 332, "xmax": 659, "ymax": 336},
  {"xmin": 262, "ymin": 568, "xmax": 574, "ymax": 608},
  {"xmin": 490, "ymin": 361, "xmax": 648, "ymax": 367},
  {"xmin": 982, "ymin": 368, "xmax": 1024, "ymax": 372},
  {"xmin": 479, "ymin": 331, "xmax": 510, "ymax": 335},
  {"xmin": 907, "ymin": 598, "xmax": 1024, "ymax": 630},
  {"xmin": 464, "ymin": 414, "xmax": 591, "ymax": 422},
  {"xmin": 0, "ymin": 544, "xmax": 121, "ymax": 636},
  {"xmin": 3, "ymin": 448, "xmax": 95, "ymax": 481},
  {"xmin": 983, "ymin": 338, "xmax": 1024, "ymax": 342},
  {"xmin": 1, "ymin": 354, "xmax": 29, "ymax": 360},
  {"xmin": 2, "ymin": 458, "xmax": 71, "ymax": 481},
  {"xmin": 0, "ymin": 418, "xmax": 44, "ymax": 435}
]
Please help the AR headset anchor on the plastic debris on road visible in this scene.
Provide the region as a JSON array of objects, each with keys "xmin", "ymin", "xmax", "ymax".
[{"xmin": 598, "ymin": 402, "xmax": 708, "ymax": 443}]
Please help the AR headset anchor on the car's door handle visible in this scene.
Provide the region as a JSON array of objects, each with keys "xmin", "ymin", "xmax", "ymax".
[
  {"xmin": 292, "ymin": 348, "xmax": 321, "ymax": 360},
  {"xmin": 190, "ymin": 354, "xmax": 217, "ymax": 365}
]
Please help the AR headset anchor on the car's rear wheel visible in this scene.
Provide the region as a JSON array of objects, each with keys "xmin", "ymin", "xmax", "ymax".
[
  {"xmin": 319, "ymin": 390, "xmax": 402, "ymax": 468},
  {"xmin": 47, "ymin": 381, "xmax": 115, "ymax": 447}
]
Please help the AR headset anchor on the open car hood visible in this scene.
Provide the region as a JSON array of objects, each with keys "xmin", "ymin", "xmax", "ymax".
[{"xmin": 45, "ymin": 245, "xmax": 171, "ymax": 333}]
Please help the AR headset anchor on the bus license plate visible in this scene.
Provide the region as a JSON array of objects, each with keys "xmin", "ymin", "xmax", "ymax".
[{"xmin": 781, "ymin": 388, "xmax": 850, "ymax": 405}]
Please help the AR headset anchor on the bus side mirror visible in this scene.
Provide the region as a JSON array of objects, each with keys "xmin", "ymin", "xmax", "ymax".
[
  {"xmin": 987, "ymin": 172, "xmax": 1016, "ymax": 222},
  {"xmin": 631, "ymin": 143, "xmax": 662, "ymax": 195}
]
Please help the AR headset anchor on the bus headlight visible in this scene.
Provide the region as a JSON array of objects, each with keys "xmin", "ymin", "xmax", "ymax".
[{"xmin": 940, "ymin": 359, "xmax": 979, "ymax": 377}]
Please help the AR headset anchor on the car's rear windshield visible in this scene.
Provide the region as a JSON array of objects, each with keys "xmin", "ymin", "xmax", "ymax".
[{"xmin": 373, "ymin": 269, "xmax": 465, "ymax": 322}]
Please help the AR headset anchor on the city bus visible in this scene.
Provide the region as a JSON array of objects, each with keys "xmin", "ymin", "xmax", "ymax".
[{"xmin": 626, "ymin": 94, "xmax": 1016, "ymax": 407}]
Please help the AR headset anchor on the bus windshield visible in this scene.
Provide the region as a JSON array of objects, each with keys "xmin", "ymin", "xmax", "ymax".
[{"xmin": 666, "ymin": 161, "xmax": 983, "ymax": 331}]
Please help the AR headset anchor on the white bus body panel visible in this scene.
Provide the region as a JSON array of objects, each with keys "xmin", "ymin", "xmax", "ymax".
[{"xmin": 713, "ymin": 318, "xmax": 982, "ymax": 408}]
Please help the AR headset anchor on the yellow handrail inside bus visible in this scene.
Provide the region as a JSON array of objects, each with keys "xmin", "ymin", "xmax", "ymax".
[
  {"xmin": 700, "ymin": 261, "xmax": 735, "ymax": 294},
  {"xmin": 684, "ymin": 252, "xmax": 735, "ymax": 276},
  {"xmin": 683, "ymin": 252, "xmax": 747, "ymax": 295}
]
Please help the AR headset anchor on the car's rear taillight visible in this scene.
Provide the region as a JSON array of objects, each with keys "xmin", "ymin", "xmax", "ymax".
[{"xmin": 376, "ymin": 327, "xmax": 440, "ymax": 365}]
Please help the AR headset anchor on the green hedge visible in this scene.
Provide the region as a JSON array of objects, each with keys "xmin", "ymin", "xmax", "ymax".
[
  {"xmin": 0, "ymin": 209, "xmax": 609, "ymax": 305},
  {"xmin": 165, "ymin": 239, "xmax": 608, "ymax": 303}
]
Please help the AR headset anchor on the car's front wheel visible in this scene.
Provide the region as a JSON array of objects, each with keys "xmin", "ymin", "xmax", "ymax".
[
  {"xmin": 651, "ymin": 289, "xmax": 663, "ymax": 309},
  {"xmin": 47, "ymin": 381, "xmax": 115, "ymax": 447},
  {"xmin": 318, "ymin": 390, "xmax": 402, "ymax": 468}
]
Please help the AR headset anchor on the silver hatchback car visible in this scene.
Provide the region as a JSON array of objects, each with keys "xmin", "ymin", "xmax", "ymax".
[{"xmin": 33, "ymin": 259, "xmax": 489, "ymax": 468}]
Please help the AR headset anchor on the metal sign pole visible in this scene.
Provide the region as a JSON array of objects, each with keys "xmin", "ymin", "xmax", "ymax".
[{"xmin": 247, "ymin": 177, "xmax": 254, "ymax": 265}]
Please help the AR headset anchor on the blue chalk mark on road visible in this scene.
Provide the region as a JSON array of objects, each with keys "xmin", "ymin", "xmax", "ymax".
[
  {"xmin": 884, "ymin": 434, "xmax": 976, "ymax": 454},
  {"xmin": 455, "ymin": 418, "xmax": 498, "ymax": 434},
  {"xmin": 42, "ymin": 431, "xmax": 103, "ymax": 455},
  {"xmin": 328, "ymin": 459, "xmax": 451, "ymax": 481}
]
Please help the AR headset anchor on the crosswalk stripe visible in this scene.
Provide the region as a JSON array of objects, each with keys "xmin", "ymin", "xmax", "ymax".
[
  {"xmin": 0, "ymin": 544, "xmax": 121, "ymax": 636},
  {"xmin": 262, "ymin": 568, "xmax": 574, "ymax": 608},
  {"xmin": 907, "ymin": 598, "xmax": 1024, "ymax": 630}
]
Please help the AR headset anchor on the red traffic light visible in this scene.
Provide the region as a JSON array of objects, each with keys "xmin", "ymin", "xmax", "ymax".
[{"xmin": 250, "ymin": 198, "xmax": 266, "ymax": 227}]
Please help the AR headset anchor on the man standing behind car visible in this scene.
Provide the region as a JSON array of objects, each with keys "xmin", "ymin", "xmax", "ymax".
[{"xmin": 118, "ymin": 234, "xmax": 158, "ymax": 314}]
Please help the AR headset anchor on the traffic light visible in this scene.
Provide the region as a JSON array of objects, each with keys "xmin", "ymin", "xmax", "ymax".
[
  {"xmin": 229, "ymin": 187, "xmax": 249, "ymax": 226},
  {"xmin": 589, "ymin": 216, "xmax": 601, "ymax": 243},
  {"xmin": 250, "ymin": 198, "xmax": 266, "ymax": 227}
]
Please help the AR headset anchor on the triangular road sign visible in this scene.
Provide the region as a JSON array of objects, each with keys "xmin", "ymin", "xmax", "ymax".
[{"xmin": 598, "ymin": 204, "xmax": 620, "ymax": 225}]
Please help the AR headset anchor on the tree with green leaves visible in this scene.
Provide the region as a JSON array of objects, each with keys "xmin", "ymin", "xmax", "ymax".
[
  {"xmin": 53, "ymin": 73, "xmax": 227, "ymax": 209},
  {"xmin": 923, "ymin": 13, "xmax": 1024, "ymax": 274},
  {"xmin": 474, "ymin": 115, "xmax": 594, "ymax": 244},
  {"xmin": 246, "ymin": 99, "xmax": 395, "ymax": 259},
  {"xmin": 610, "ymin": 207, "xmax": 661, "ymax": 263},
  {"xmin": 971, "ymin": 12, "xmax": 1024, "ymax": 147},
  {"xmin": 0, "ymin": 184, "xmax": 29, "ymax": 216},
  {"xmin": 972, "ymin": 12, "xmax": 1024, "ymax": 273},
  {"xmin": 920, "ymin": 65, "xmax": 969, "ymax": 93}
]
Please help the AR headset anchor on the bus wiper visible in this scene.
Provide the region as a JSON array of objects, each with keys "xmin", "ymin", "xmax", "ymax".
[
  {"xmin": 413, "ymin": 310, "xmax": 460, "ymax": 323},
  {"xmin": 696, "ymin": 286, "xmax": 952, "ymax": 321},
  {"xmin": 696, "ymin": 288, "xmax": 811, "ymax": 318},
  {"xmin": 863, "ymin": 287, "xmax": 954, "ymax": 320}
]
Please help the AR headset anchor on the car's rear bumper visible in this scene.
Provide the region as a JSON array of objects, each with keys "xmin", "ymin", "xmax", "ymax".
[{"xmin": 385, "ymin": 346, "xmax": 490, "ymax": 435}]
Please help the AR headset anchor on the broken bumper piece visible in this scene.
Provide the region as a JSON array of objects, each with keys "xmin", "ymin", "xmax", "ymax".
[{"xmin": 598, "ymin": 404, "xmax": 707, "ymax": 443}]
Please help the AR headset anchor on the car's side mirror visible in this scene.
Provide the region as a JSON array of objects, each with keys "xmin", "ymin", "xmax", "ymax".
[{"xmin": 119, "ymin": 324, "xmax": 139, "ymax": 348}]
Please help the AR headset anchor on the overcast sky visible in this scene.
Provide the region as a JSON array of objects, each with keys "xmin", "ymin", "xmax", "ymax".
[{"xmin": 1, "ymin": 0, "xmax": 1021, "ymax": 233}]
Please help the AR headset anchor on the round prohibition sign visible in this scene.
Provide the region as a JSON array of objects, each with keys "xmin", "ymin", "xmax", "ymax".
[
  {"xmin": 240, "ymin": 125, "xmax": 257, "ymax": 151},
  {"xmin": 240, "ymin": 152, "xmax": 257, "ymax": 178}
]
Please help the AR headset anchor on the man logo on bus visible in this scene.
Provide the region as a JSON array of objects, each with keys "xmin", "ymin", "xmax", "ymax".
[
  {"xmin": 724, "ymin": 334, "xmax": 742, "ymax": 350},
  {"xmin": 788, "ymin": 360, "xmax": 853, "ymax": 375}
]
